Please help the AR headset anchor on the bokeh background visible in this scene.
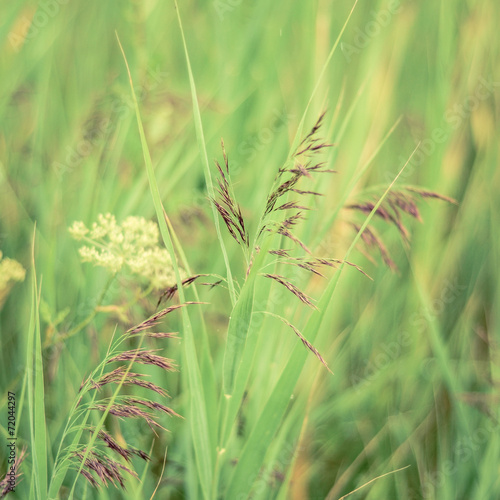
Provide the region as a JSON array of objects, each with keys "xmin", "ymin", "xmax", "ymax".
[{"xmin": 1, "ymin": 0, "xmax": 499, "ymax": 498}]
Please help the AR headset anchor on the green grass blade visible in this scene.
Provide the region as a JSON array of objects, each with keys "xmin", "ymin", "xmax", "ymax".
[
  {"xmin": 174, "ymin": 0, "xmax": 236, "ymax": 306},
  {"xmin": 219, "ymin": 302, "xmax": 263, "ymax": 447},
  {"xmin": 217, "ymin": 233, "xmax": 274, "ymax": 443},
  {"xmin": 164, "ymin": 214, "xmax": 218, "ymax": 439},
  {"xmin": 67, "ymin": 338, "xmax": 146, "ymax": 499},
  {"xmin": 313, "ymin": 116, "xmax": 403, "ymax": 247},
  {"xmin": 222, "ymin": 276, "xmax": 255, "ymax": 397},
  {"xmin": 48, "ymin": 334, "xmax": 120, "ymax": 498},
  {"xmin": 26, "ymin": 251, "xmax": 38, "ymax": 499},
  {"xmin": 27, "ymin": 227, "xmax": 48, "ymax": 499},
  {"xmin": 224, "ymin": 148, "xmax": 417, "ymax": 498},
  {"xmin": 116, "ymin": 33, "xmax": 214, "ymax": 500},
  {"xmin": 288, "ymin": 0, "xmax": 359, "ymax": 153},
  {"xmin": 33, "ymin": 285, "xmax": 48, "ymax": 499}
]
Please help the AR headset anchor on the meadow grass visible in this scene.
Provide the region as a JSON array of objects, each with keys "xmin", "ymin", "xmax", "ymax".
[{"xmin": 1, "ymin": 0, "xmax": 499, "ymax": 499}]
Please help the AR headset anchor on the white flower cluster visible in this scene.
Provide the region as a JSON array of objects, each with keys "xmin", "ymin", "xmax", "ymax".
[
  {"xmin": 69, "ymin": 214, "xmax": 183, "ymax": 289},
  {"xmin": 0, "ymin": 251, "xmax": 26, "ymax": 308}
]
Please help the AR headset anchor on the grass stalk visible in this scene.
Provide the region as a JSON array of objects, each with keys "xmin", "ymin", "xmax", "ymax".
[
  {"xmin": 26, "ymin": 227, "xmax": 48, "ymax": 499},
  {"xmin": 116, "ymin": 32, "xmax": 215, "ymax": 500},
  {"xmin": 224, "ymin": 146, "xmax": 419, "ymax": 497},
  {"xmin": 174, "ymin": 0, "xmax": 237, "ymax": 306}
]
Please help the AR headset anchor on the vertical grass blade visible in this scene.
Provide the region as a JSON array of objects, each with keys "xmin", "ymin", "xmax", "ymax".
[
  {"xmin": 222, "ymin": 276, "xmax": 255, "ymax": 397},
  {"xmin": 174, "ymin": 0, "xmax": 236, "ymax": 306},
  {"xmin": 312, "ymin": 115, "xmax": 403, "ymax": 247},
  {"xmin": 288, "ymin": 0, "xmax": 359, "ymax": 154},
  {"xmin": 27, "ymin": 227, "xmax": 48, "ymax": 499},
  {"xmin": 116, "ymin": 33, "xmax": 214, "ymax": 500},
  {"xmin": 217, "ymin": 235, "xmax": 273, "ymax": 449},
  {"xmin": 224, "ymin": 149, "xmax": 418, "ymax": 498},
  {"xmin": 164, "ymin": 212, "xmax": 218, "ymax": 442}
]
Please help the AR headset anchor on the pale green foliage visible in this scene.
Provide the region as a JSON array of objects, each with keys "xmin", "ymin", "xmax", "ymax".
[{"xmin": 69, "ymin": 213, "xmax": 184, "ymax": 288}]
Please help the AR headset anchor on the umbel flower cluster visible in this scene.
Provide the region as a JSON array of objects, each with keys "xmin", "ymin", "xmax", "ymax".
[
  {"xmin": 0, "ymin": 250, "xmax": 26, "ymax": 309},
  {"xmin": 69, "ymin": 213, "xmax": 183, "ymax": 289}
]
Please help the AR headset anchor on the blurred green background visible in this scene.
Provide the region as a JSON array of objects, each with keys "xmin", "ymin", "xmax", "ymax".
[{"xmin": 1, "ymin": 0, "xmax": 499, "ymax": 498}]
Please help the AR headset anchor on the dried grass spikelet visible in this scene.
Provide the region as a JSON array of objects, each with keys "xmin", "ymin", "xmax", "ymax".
[
  {"xmin": 277, "ymin": 255, "xmax": 371, "ymax": 279},
  {"xmin": 72, "ymin": 449, "xmax": 138, "ymax": 489},
  {"xmin": 125, "ymin": 302, "xmax": 200, "ymax": 335},
  {"xmin": 212, "ymin": 111, "xmax": 344, "ymax": 369},
  {"xmin": 0, "ymin": 447, "xmax": 27, "ymax": 498},
  {"xmin": 258, "ymin": 111, "xmax": 368, "ymax": 296},
  {"xmin": 209, "ymin": 111, "xmax": 370, "ymax": 369},
  {"xmin": 95, "ymin": 428, "xmax": 150, "ymax": 462},
  {"xmin": 85, "ymin": 366, "xmax": 170, "ymax": 397},
  {"xmin": 211, "ymin": 139, "xmax": 249, "ymax": 247},
  {"xmin": 71, "ymin": 302, "xmax": 198, "ymax": 490},
  {"xmin": 276, "ymin": 315, "xmax": 332, "ymax": 372},
  {"xmin": 107, "ymin": 348, "xmax": 176, "ymax": 371},
  {"xmin": 91, "ymin": 402, "xmax": 168, "ymax": 432},
  {"xmin": 263, "ymin": 274, "xmax": 317, "ymax": 309},
  {"xmin": 346, "ymin": 186, "xmax": 457, "ymax": 270},
  {"xmin": 157, "ymin": 274, "xmax": 222, "ymax": 306}
]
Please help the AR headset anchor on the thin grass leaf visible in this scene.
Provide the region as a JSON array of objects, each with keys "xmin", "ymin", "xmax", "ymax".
[
  {"xmin": 222, "ymin": 277, "xmax": 255, "ymax": 397},
  {"xmin": 173, "ymin": 0, "xmax": 236, "ymax": 306},
  {"xmin": 162, "ymin": 210, "xmax": 219, "ymax": 448},
  {"xmin": 116, "ymin": 32, "xmax": 214, "ymax": 500},
  {"xmin": 313, "ymin": 115, "xmax": 403, "ymax": 247},
  {"xmin": 221, "ymin": 3, "xmax": 361, "ymax": 493},
  {"xmin": 224, "ymin": 146, "xmax": 419, "ymax": 498},
  {"xmin": 216, "ymin": 236, "xmax": 275, "ymax": 465},
  {"xmin": 27, "ymin": 227, "xmax": 48, "ymax": 499},
  {"xmin": 26, "ymin": 261, "xmax": 37, "ymax": 499},
  {"xmin": 33, "ymin": 282, "xmax": 47, "ymax": 499},
  {"xmin": 260, "ymin": 311, "xmax": 331, "ymax": 372},
  {"xmin": 67, "ymin": 344, "xmax": 146, "ymax": 498},
  {"xmin": 287, "ymin": 0, "xmax": 359, "ymax": 153},
  {"xmin": 335, "ymin": 465, "xmax": 411, "ymax": 500},
  {"xmin": 0, "ymin": 448, "xmax": 27, "ymax": 497},
  {"xmin": 263, "ymin": 274, "xmax": 316, "ymax": 309}
]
